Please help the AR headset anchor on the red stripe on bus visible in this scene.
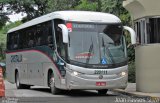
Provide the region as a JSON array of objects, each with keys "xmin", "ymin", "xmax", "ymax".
[{"xmin": 6, "ymin": 50, "xmax": 62, "ymax": 78}]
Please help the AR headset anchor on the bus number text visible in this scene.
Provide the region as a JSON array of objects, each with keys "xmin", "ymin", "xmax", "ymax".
[
  {"xmin": 11, "ymin": 55, "xmax": 22, "ymax": 63},
  {"xmin": 94, "ymin": 70, "xmax": 107, "ymax": 75}
]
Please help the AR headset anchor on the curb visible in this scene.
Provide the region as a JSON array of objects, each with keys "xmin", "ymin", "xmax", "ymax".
[{"xmin": 113, "ymin": 89, "xmax": 160, "ymax": 100}]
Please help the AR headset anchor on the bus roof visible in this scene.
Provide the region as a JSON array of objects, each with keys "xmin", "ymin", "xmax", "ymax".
[{"xmin": 8, "ymin": 11, "xmax": 121, "ymax": 33}]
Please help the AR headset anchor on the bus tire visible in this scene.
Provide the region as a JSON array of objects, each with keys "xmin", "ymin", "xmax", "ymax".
[
  {"xmin": 15, "ymin": 71, "xmax": 23, "ymax": 89},
  {"xmin": 23, "ymin": 84, "xmax": 31, "ymax": 89},
  {"xmin": 49, "ymin": 73, "xmax": 60, "ymax": 95},
  {"xmin": 97, "ymin": 89, "xmax": 108, "ymax": 95}
]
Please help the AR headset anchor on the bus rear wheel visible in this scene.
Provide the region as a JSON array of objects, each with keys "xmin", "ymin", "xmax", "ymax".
[
  {"xmin": 97, "ymin": 89, "xmax": 108, "ymax": 95},
  {"xmin": 49, "ymin": 73, "xmax": 60, "ymax": 95}
]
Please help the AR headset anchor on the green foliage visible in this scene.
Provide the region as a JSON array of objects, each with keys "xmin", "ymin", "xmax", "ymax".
[
  {"xmin": 2, "ymin": 21, "xmax": 22, "ymax": 34},
  {"xmin": 119, "ymin": 11, "xmax": 131, "ymax": 26},
  {"xmin": 47, "ymin": 0, "xmax": 81, "ymax": 11},
  {"xmin": 75, "ymin": 0, "xmax": 97, "ymax": 11},
  {"xmin": 101, "ymin": 0, "xmax": 119, "ymax": 14},
  {"xmin": 124, "ymin": 30, "xmax": 135, "ymax": 83},
  {"xmin": 128, "ymin": 62, "xmax": 135, "ymax": 83},
  {"xmin": 8, "ymin": 0, "xmax": 49, "ymax": 21},
  {"xmin": 8, "ymin": 0, "xmax": 81, "ymax": 22},
  {"xmin": 125, "ymin": 31, "xmax": 135, "ymax": 62},
  {"xmin": 6, "ymin": 0, "xmax": 131, "ymax": 25},
  {"xmin": 0, "ymin": 0, "xmax": 10, "ymax": 29},
  {"xmin": 101, "ymin": 0, "xmax": 131, "ymax": 25},
  {"xmin": 0, "ymin": 15, "xmax": 9, "ymax": 29},
  {"xmin": 0, "ymin": 21, "xmax": 22, "ymax": 61}
]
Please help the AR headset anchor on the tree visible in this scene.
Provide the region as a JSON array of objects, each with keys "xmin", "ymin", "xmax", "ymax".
[
  {"xmin": 8, "ymin": 0, "xmax": 49, "ymax": 21},
  {"xmin": 101, "ymin": 0, "xmax": 131, "ymax": 25},
  {"xmin": 47, "ymin": 0, "xmax": 81, "ymax": 11},
  {"xmin": 0, "ymin": 15, "xmax": 9, "ymax": 29},
  {"xmin": 74, "ymin": 0, "xmax": 97, "ymax": 11},
  {"xmin": 8, "ymin": 0, "xmax": 81, "ymax": 22},
  {"xmin": 0, "ymin": 21, "xmax": 22, "ymax": 61},
  {"xmin": 0, "ymin": 0, "xmax": 10, "ymax": 29}
]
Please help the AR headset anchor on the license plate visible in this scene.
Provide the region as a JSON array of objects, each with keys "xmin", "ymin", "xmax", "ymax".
[{"xmin": 96, "ymin": 82, "xmax": 106, "ymax": 86}]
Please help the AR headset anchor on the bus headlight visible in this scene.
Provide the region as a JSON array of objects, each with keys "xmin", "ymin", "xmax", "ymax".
[
  {"xmin": 119, "ymin": 71, "xmax": 127, "ymax": 77},
  {"xmin": 67, "ymin": 68, "xmax": 84, "ymax": 76},
  {"xmin": 121, "ymin": 72, "xmax": 126, "ymax": 76},
  {"xmin": 73, "ymin": 71, "xmax": 79, "ymax": 76}
]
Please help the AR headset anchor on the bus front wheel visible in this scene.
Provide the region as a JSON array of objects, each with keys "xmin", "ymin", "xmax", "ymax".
[
  {"xmin": 15, "ymin": 71, "xmax": 30, "ymax": 89},
  {"xmin": 49, "ymin": 73, "xmax": 60, "ymax": 95},
  {"xmin": 97, "ymin": 89, "xmax": 108, "ymax": 95},
  {"xmin": 15, "ymin": 71, "xmax": 23, "ymax": 89}
]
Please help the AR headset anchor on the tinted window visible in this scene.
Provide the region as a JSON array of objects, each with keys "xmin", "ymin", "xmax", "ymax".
[
  {"xmin": 7, "ymin": 21, "xmax": 54, "ymax": 51},
  {"xmin": 54, "ymin": 19, "xmax": 66, "ymax": 59},
  {"xmin": 7, "ymin": 32, "xmax": 19, "ymax": 50}
]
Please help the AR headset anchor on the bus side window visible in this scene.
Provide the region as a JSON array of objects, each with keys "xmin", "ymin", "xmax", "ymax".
[
  {"xmin": 37, "ymin": 25, "xmax": 43, "ymax": 45},
  {"xmin": 36, "ymin": 36, "xmax": 42, "ymax": 46},
  {"xmin": 47, "ymin": 23, "xmax": 55, "ymax": 49},
  {"xmin": 13, "ymin": 34, "xmax": 18, "ymax": 49},
  {"xmin": 28, "ymin": 31, "xmax": 34, "ymax": 48},
  {"xmin": 18, "ymin": 31, "xmax": 24, "ymax": 49},
  {"xmin": 42, "ymin": 21, "xmax": 55, "ymax": 49},
  {"xmin": 9, "ymin": 32, "xmax": 19, "ymax": 50},
  {"xmin": 54, "ymin": 19, "xmax": 66, "ymax": 60},
  {"xmin": 6, "ymin": 34, "xmax": 10, "ymax": 50},
  {"xmin": 7, "ymin": 34, "xmax": 13, "ymax": 50},
  {"xmin": 47, "ymin": 35, "xmax": 54, "ymax": 48}
]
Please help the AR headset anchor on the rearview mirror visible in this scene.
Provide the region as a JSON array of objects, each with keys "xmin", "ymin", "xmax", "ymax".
[
  {"xmin": 58, "ymin": 24, "xmax": 69, "ymax": 43},
  {"xmin": 123, "ymin": 26, "xmax": 136, "ymax": 45}
]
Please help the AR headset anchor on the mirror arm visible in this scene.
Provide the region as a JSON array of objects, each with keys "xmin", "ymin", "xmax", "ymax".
[
  {"xmin": 123, "ymin": 26, "xmax": 136, "ymax": 45},
  {"xmin": 58, "ymin": 24, "xmax": 69, "ymax": 43}
]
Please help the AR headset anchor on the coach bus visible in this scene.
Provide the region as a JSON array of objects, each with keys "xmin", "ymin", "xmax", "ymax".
[{"xmin": 6, "ymin": 11, "xmax": 136, "ymax": 95}]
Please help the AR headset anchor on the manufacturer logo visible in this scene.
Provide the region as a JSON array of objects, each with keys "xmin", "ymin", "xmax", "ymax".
[{"xmin": 99, "ymin": 75, "xmax": 103, "ymax": 79}]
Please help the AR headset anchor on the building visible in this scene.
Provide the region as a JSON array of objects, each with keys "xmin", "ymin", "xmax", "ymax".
[
  {"xmin": 124, "ymin": 0, "xmax": 160, "ymax": 44},
  {"xmin": 123, "ymin": 0, "xmax": 160, "ymax": 92}
]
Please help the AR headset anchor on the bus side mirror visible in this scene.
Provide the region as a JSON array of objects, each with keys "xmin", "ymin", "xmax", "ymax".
[
  {"xmin": 58, "ymin": 24, "xmax": 69, "ymax": 43},
  {"xmin": 123, "ymin": 26, "xmax": 136, "ymax": 45}
]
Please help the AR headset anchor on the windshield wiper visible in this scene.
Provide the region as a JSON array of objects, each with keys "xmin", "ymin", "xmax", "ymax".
[
  {"xmin": 101, "ymin": 37, "xmax": 115, "ymax": 64},
  {"xmin": 86, "ymin": 37, "xmax": 94, "ymax": 65}
]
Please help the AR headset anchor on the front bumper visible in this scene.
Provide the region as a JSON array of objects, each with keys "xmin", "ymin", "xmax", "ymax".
[{"xmin": 66, "ymin": 71, "xmax": 128, "ymax": 90}]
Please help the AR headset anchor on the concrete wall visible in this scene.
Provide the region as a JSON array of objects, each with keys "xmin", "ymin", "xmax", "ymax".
[
  {"xmin": 135, "ymin": 44, "xmax": 160, "ymax": 92},
  {"xmin": 123, "ymin": 0, "xmax": 160, "ymax": 20}
]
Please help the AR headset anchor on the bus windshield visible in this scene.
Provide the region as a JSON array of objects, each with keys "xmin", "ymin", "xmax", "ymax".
[{"xmin": 67, "ymin": 23, "xmax": 127, "ymax": 65}]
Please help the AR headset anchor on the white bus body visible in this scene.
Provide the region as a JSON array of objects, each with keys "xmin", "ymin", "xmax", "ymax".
[{"xmin": 6, "ymin": 11, "xmax": 136, "ymax": 94}]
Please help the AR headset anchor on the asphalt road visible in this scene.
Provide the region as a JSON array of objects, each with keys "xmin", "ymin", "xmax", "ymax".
[{"xmin": 0, "ymin": 81, "xmax": 148, "ymax": 103}]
